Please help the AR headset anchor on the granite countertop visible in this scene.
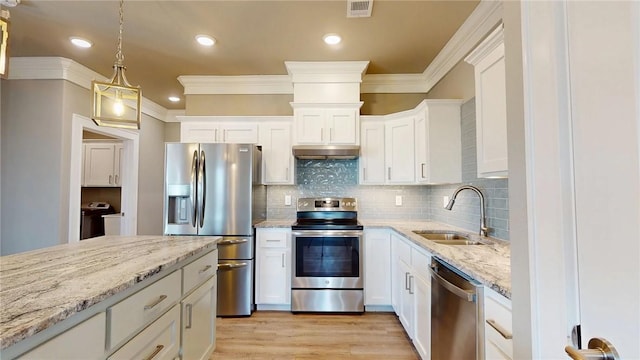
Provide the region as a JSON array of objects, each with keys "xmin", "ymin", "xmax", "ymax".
[
  {"xmin": 0, "ymin": 235, "xmax": 219, "ymax": 350},
  {"xmin": 254, "ymin": 219, "xmax": 511, "ymax": 299}
]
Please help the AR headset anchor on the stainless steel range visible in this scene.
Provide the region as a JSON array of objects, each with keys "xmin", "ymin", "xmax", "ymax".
[{"xmin": 291, "ymin": 197, "xmax": 364, "ymax": 313}]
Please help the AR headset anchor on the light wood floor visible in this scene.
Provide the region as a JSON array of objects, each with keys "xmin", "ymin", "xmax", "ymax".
[{"xmin": 210, "ymin": 311, "xmax": 419, "ymax": 360}]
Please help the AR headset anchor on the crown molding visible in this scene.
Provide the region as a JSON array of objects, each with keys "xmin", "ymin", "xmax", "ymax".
[
  {"xmin": 7, "ymin": 57, "xmax": 170, "ymax": 121},
  {"xmin": 178, "ymin": 75, "xmax": 293, "ymax": 95},
  {"xmin": 361, "ymin": 74, "xmax": 429, "ymax": 93},
  {"xmin": 464, "ymin": 23, "xmax": 504, "ymax": 65},
  {"xmin": 422, "ymin": 0, "xmax": 503, "ymax": 92},
  {"xmin": 284, "ymin": 61, "xmax": 370, "ymax": 81}
]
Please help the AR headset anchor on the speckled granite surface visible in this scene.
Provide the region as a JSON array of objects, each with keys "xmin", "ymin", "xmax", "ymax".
[
  {"xmin": 0, "ymin": 235, "xmax": 219, "ymax": 350},
  {"xmin": 254, "ymin": 219, "xmax": 511, "ymax": 299}
]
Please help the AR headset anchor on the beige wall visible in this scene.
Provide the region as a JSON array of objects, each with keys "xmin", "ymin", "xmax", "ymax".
[
  {"xmin": 425, "ymin": 60, "xmax": 475, "ymax": 100},
  {"xmin": 164, "ymin": 122, "xmax": 181, "ymax": 142},
  {"xmin": 186, "ymin": 94, "xmax": 294, "ymax": 116},
  {"xmin": 360, "ymin": 93, "xmax": 428, "ymax": 115}
]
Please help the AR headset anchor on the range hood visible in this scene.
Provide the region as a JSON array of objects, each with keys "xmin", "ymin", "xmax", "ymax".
[{"xmin": 292, "ymin": 145, "xmax": 360, "ymax": 160}]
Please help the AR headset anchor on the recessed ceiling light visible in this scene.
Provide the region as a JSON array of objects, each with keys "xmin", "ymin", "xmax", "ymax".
[
  {"xmin": 70, "ymin": 37, "xmax": 93, "ymax": 48},
  {"xmin": 323, "ymin": 33, "xmax": 342, "ymax": 45},
  {"xmin": 168, "ymin": 96, "xmax": 181, "ymax": 103},
  {"xmin": 195, "ymin": 35, "xmax": 215, "ymax": 47}
]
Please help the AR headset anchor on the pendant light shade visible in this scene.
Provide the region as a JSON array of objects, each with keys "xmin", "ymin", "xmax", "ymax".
[{"xmin": 91, "ymin": 0, "xmax": 141, "ymax": 130}]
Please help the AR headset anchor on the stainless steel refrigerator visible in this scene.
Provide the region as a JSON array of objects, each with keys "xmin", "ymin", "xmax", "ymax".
[{"xmin": 163, "ymin": 143, "xmax": 266, "ymax": 316}]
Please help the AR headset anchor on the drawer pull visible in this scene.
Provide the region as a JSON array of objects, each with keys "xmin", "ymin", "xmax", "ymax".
[
  {"xmin": 185, "ymin": 304, "xmax": 193, "ymax": 329},
  {"xmin": 486, "ymin": 319, "xmax": 513, "ymax": 339},
  {"xmin": 266, "ymin": 239, "xmax": 280, "ymax": 242},
  {"xmin": 143, "ymin": 345, "xmax": 164, "ymax": 360},
  {"xmin": 144, "ymin": 294, "xmax": 167, "ymax": 311},
  {"xmin": 199, "ymin": 265, "xmax": 212, "ymax": 274}
]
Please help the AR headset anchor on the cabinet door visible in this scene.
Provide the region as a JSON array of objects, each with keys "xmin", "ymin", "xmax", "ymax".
[
  {"xmin": 326, "ymin": 108, "xmax": 358, "ymax": 144},
  {"xmin": 219, "ymin": 123, "xmax": 259, "ymax": 144},
  {"xmin": 385, "ymin": 117, "xmax": 415, "ymax": 183},
  {"xmin": 260, "ymin": 122, "xmax": 294, "ymax": 184},
  {"xmin": 182, "ymin": 276, "xmax": 217, "ymax": 360},
  {"xmin": 474, "ymin": 41, "xmax": 508, "ymax": 178},
  {"xmin": 398, "ymin": 259, "xmax": 414, "ymax": 339},
  {"xmin": 17, "ymin": 313, "xmax": 106, "ymax": 360},
  {"xmin": 414, "ymin": 112, "xmax": 429, "ymax": 183},
  {"xmin": 257, "ymin": 249, "xmax": 289, "ymax": 304},
  {"xmin": 359, "ymin": 121, "xmax": 386, "ymax": 185},
  {"xmin": 83, "ymin": 143, "xmax": 116, "ymax": 186},
  {"xmin": 295, "ymin": 109, "xmax": 325, "ymax": 144},
  {"xmin": 180, "ymin": 122, "xmax": 219, "ymax": 143},
  {"xmin": 413, "ymin": 273, "xmax": 431, "ymax": 360},
  {"xmin": 113, "ymin": 143, "xmax": 124, "ymax": 186},
  {"xmin": 364, "ymin": 229, "xmax": 391, "ymax": 305}
]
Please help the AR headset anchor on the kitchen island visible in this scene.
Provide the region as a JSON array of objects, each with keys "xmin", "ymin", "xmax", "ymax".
[{"xmin": 0, "ymin": 235, "xmax": 219, "ymax": 359}]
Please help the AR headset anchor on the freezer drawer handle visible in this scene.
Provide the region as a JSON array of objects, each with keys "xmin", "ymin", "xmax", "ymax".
[
  {"xmin": 486, "ymin": 319, "xmax": 513, "ymax": 339},
  {"xmin": 218, "ymin": 262, "xmax": 249, "ymax": 270},
  {"xmin": 144, "ymin": 294, "xmax": 167, "ymax": 310},
  {"xmin": 218, "ymin": 238, "xmax": 249, "ymax": 245},
  {"xmin": 143, "ymin": 345, "xmax": 164, "ymax": 360},
  {"xmin": 198, "ymin": 265, "xmax": 213, "ymax": 274},
  {"xmin": 429, "ymin": 266, "xmax": 475, "ymax": 302}
]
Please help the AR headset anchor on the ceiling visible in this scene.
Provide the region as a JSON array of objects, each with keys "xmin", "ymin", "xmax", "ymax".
[{"xmin": 6, "ymin": 0, "xmax": 479, "ymax": 109}]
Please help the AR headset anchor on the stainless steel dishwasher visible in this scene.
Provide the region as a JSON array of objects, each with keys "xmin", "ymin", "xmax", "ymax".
[{"xmin": 430, "ymin": 257, "xmax": 484, "ymax": 360}]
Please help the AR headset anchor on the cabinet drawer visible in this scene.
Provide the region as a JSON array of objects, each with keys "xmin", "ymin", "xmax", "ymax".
[
  {"xmin": 183, "ymin": 250, "xmax": 218, "ymax": 295},
  {"xmin": 108, "ymin": 305, "xmax": 180, "ymax": 360},
  {"xmin": 108, "ymin": 271, "xmax": 181, "ymax": 349},
  {"xmin": 484, "ymin": 289, "xmax": 513, "ymax": 359},
  {"xmin": 411, "ymin": 247, "xmax": 431, "ymax": 280},
  {"xmin": 257, "ymin": 229, "xmax": 289, "ymax": 248}
]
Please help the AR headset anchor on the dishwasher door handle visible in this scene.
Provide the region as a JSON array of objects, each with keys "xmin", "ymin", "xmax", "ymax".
[{"xmin": 429, "ymin": 267, "xmax": 476, "ymax": 302}]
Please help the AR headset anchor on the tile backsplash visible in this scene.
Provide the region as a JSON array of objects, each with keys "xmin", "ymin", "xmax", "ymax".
[{"xmin": 266, "ymin": 97, "xmax": 510, "ymax": 240}]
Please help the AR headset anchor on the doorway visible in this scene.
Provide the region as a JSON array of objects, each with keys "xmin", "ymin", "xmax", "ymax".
[{"xmin": 68, "ymin": 113, "xmax": 139, "ymax": 243}]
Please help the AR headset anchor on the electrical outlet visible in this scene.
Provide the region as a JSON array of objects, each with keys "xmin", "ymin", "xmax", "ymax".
[
  {"xmin": 395, "ymin": 195, "xmax": 403, "ymax": 206},
  {"xmin": 443, "ymin": 196, "xmax": 449, "ymax": 208},
  {"xmin": 285, "ymin": 195, "xmax": 292, "ymax": 206}
]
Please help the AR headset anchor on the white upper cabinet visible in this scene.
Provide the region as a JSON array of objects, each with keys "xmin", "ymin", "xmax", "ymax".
[
  {"xmin": 359, "ymin": 118, "xmax": 386, "ymax": 185},
  {"xmin": 414, "ymin": 100, "xmax": 462, "ymax": 184},
  {"xmin": 83, "ymin": 142, "xmax": 123, "ymax": 187},
  {"xmin": 259, "ymin": 121, "xmax": 294, "ymax": 184},
  {"xmin": 178, "ymin": 118, "xmax": 259, "ymax": 144},
  {"xmin": 385, "ymin": 116, "xmax": 416, "ymax": 184},
  {"xmin": 465, "ymin": 24, "xmax": 508, "ymax": 178},
  {"xmin": 293, "ymin": 106, "xmax": 360, "ymax": 145}
]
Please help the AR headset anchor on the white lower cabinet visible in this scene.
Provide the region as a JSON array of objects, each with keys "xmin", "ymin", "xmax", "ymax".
[
  {"xmin": 363, "ymin": 229, "xmax": 392, "ymax": 307},
  {"xmin": 255, "ymin": 228, "xmax": 291, "ymax": 308},
  {"xmin": 182, "ymin": 276, "xmax": 217, "ymax": 360},
  {"xmin": 17, "ymin": 313, "xmax": 106, "ymax": 360},
  {"xmin": 109, "ymin": 306, "xmax": 181, "ymax": 360},
  {"xmin": 390, "ymin": 231, "xmax": 432, "ymax": 360},
  {"xmin": 484, "ymin": 287, "xmax": 513, "ymax": 360}
]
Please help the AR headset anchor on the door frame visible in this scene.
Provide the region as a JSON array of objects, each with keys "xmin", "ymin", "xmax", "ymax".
[{"xmin": 68, "ymin": 113, "xmax": 139, "ymax": 243}]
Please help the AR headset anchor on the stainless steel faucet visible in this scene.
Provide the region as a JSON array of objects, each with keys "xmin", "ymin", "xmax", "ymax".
[{"xmin": 445, "ymin": 185, "xmax": 490, "ymax": 237}]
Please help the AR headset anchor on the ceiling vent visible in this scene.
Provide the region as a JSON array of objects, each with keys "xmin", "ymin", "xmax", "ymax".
[{"xmin": 347, "ymin": 0, "xmax": 373, "ymax": 18}]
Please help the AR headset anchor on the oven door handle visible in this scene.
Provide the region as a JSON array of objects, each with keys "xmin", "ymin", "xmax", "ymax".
[{"xmin": 292, "ymin": 230, "xmax": 362, "ymax": 237}]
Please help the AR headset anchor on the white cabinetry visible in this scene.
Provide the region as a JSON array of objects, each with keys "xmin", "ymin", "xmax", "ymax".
[
  {"xmin": 385, "ymin": 116, "xmax": 415, "ymax": 184},
  {"xmin": 83, "ymin": 142, "xmax": 123, "ymax": 187},
  {"xmin": 414, "ymin": 100, "xmax": 462, "ymax": 184},
  {"xmin": 17, "ymin": 313, "xmax": 106, "ymax": 360},
  {"xmin": 359, "ymin": 119, "xmax": 386, "ymax": 185},
  {"xmin": 293, "ymin": 106, "xmax": 360, "ymax": 145},
  {"xmin": 256, "ymin": 228, "xmax": 291, "ymax": 309},
  {"xmin": 465, "ymin": 25, "xmax": 508, "ymax": 178},
  {"xmin": 180, "ymin": 120, "xmax": 259, "ymax": 144},
  {"xmin": 363, "ymin": 229, "xmax": 392, "ymax": 307},
  {"xmin": 390, "ymin": 232, "xmax": 432, "ymax": 360},
  {"xmin": 259, "ymin": 121, "xmax": 294, "ymax": 184},
  {"xmin": 484, "ymin": 287, "xmax": 513, "ymax": 360},
  {"xmin": 181, "ymin": 276, "xmax": 217, "ymax": 360}
]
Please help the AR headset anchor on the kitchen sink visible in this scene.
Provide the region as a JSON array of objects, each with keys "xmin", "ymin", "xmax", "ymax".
[{"xmin": 412, "ymin": 230, "xmax": 485, "ymax": 245}]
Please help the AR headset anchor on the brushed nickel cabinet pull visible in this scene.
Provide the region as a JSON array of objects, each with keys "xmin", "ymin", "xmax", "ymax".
[
  {"xmin": 281, "ymin": 253, "xmax": 285, "ymax": 268},
  {"xmin": 421, "ymin": 163, "xmax": 426, "ymax": 179},
  {"xmin": 143, "ymin": 345, "xmax": 164, "ymax": 360},
  {"xmin": 185, "ymin": 304, "xmax": 193, "ymax": 329},
  {"xmin": 486, "ymin": 319, "xmax": 513, "ymax": 340},
  {"xmin": 108, "ymin": 175, "xmax": 113, "ymax": 184},
  {"xmin": 405, "ymin": 272, "xmax": 410, "ymax": 290},
  {"xmin": 408, "ymin": 275, "xmax": 414, "ymax": 294},
  {"xmin": 199, "ymin": 265, "xmax": 212, "ymax": 274},
  {"xmin": 144, "ymin": 294, "xmax": 167, "ymax": 310},
  {"xmin": 388, "ymin": 167, "xmax": 391, "ymax": 181},
  {"xmin": 363, "ymin": 168, "xmax": 366, "ymax": 181}
]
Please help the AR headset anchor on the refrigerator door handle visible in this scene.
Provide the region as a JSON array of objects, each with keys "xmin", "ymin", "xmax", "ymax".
[
  {"xmin": 190, "ymin": 150, "xmax": 198, "ymax": 228},
  {"xmin": 198, "ymin": 150, "xmax": 206, "ymax": 228}
]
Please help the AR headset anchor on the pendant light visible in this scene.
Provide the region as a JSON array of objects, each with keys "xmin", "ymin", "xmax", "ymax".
[{"xmin": 91, "ymin": 0, "xmax": 141, "ymax": 129}]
